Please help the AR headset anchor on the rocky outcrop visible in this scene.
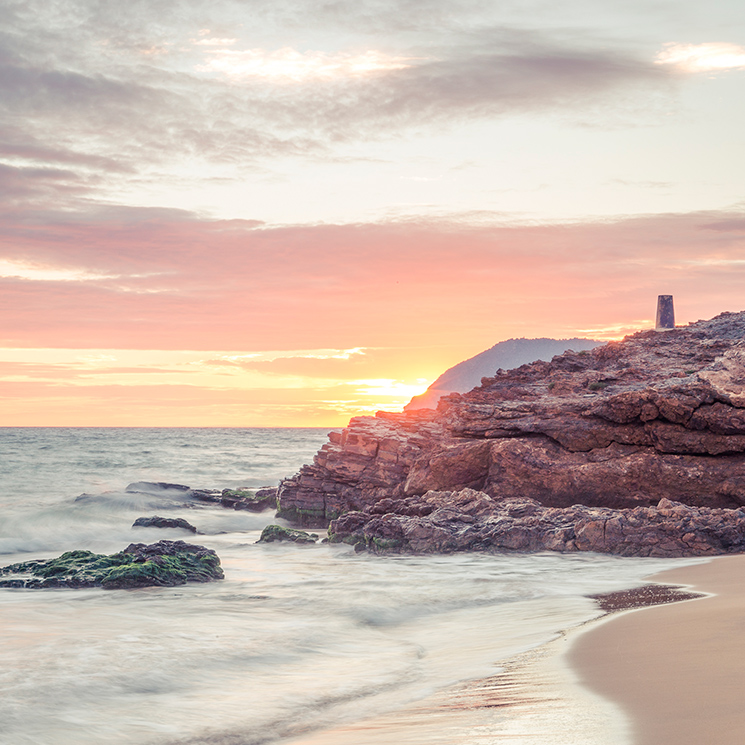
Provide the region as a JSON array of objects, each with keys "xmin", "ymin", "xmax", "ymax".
[
  {"xmin": 328, "ymin": 491, "xmax": 745, "ymax": 558},
  {"xmin": 278, "ymin": 312, "xmax": 745, "ymax": 554},
  {"xmin": 0, "ymin": 540, "xmax": 224, "ymax": 589}
]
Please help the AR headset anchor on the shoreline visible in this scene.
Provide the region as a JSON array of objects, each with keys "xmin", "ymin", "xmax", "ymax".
[
  {"xmin": 286, "ymin": 624, "xmax": 632, "ymax": 745},
  {"xmin": 570, "ymin": 554, "xmax": 745, "ymax": 745}
]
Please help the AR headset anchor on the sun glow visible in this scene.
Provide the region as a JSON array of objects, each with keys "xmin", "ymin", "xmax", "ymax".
[
  {"xmin": 575, "ymin": 321, "xmax": 650, "ymax": 340},
  {"xmin": 656, "ymin": 42, "xmax": 745, "ymax": 72},
  {"xmin": 351, "ymin": 378, "xmax": 430, "ymax": 399},
  {"xmin": 0, "ymin": 348, "xmax": 436, "ymax": 425},
  {"xmin": 0, "ymin": 259, "xmax": 119, "ymax": 282}
]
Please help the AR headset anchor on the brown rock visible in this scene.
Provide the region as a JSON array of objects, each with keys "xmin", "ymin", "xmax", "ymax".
[
  {"xmin": 328, "ymin": 492, "xmax": 745, "ymax": 558},
  {"xmin": 277, "ymin": 311, "xmax": 745, "ymax": 556}
]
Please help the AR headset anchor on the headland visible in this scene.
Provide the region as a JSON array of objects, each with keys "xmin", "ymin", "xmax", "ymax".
[{"xmin": 275, "ymin": 310, "xmax": 745, "ymax": 559}]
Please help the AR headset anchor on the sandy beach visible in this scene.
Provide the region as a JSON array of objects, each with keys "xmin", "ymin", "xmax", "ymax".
[{"xmin": 571, "ymin": 554, "xmax": 745, "ymax": 745}]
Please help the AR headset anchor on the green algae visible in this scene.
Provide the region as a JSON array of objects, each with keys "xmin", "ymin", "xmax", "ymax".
[{"xmin": 257, "ymin": 525, "xmax": 319, "ymax": 544}]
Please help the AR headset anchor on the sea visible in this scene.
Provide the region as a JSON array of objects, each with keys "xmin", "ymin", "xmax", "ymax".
[{"xmin": 0, "ymin": 427, "xmax": 701, "ymax": 745}]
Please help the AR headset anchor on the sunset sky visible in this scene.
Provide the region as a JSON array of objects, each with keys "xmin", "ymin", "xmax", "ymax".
[{"xmin": 2, "ymin": 0, "xmax": 745, "ymax": 426}]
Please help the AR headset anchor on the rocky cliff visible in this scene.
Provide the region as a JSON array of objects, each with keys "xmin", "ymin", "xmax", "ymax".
[{"xmin": 277, "ymin": 311, "xmax": 745, "ymax": 556}]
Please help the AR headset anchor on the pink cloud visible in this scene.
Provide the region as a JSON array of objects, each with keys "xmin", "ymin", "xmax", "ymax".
[{"xmin": 1, "ymin": 207, "xmax": 745, "ymax": 353}]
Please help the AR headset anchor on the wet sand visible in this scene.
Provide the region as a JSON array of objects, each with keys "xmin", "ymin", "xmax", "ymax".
[
  {"xmin": 288, "ymin": 604, "xmax": 633, "ymax": 745},
  {"xmin": 571, "ymin": 554, "xmax": 745, "ymax": 745},
  {"xmin": 289, "ymin": 633, "xmax": 631, "ymax": 745}
]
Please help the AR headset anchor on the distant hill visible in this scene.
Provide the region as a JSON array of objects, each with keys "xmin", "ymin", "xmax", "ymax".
[{"xmin": 405, "ymin": 337, "xmax": 603, "ymax": 411}]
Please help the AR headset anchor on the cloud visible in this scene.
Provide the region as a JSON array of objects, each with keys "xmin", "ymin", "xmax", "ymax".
[
  {"xmin": 700, "ymin": 219, "xmax": 745, "ymax": 232},
  {"xmin": 0, "ymin": 0, "xmax": 676, "ymax": 197},
  {"xmin": 1, "ymin": 204, "xmax": 745, "ymax": 353},
  {"xmin": 195, "ymin": 47, "xmax": 416, "ymax": 81},
  {"xmin": 0, "ymin": 258, "xmax": 125, "ymax": 282}
]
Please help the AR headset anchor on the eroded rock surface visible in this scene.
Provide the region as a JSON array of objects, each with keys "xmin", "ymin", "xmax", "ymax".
[
  {"xmin": 278, "ymin": 312, "xmax": 745, "ymax": 555},
  {"xmin": 328, "ymin": 491, "xmax": 745, "ymax": 557}
]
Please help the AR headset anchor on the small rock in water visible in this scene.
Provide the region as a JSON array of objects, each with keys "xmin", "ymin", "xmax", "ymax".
[
  {"xmin": 188, "ymin": 486, "xmax": 278, "ymax": 511},
  {"xmin": 132, "ymin": 515, "xmax": 198, "ymax": 533},
  {"xmin": 257, "ymin": 525, "xmax": 318, "ymax": 544},
  {"xmin": 221, "ymin": 487, "xmax": 278, "ymax": 511},
  {"xmin": 0, "ymin": 540, "xmax": 223, "ymax": 589}
]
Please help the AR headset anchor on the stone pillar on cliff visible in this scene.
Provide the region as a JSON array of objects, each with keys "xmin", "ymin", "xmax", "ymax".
[{"xmin": 655, "ymin": 295, "xmax": 675, "ymax": 331}]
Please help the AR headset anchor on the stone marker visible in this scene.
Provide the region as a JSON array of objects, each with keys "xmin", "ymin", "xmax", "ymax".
[{"xmin": 655, "ymin": 294, "xmax": 675, "ymax": 330}]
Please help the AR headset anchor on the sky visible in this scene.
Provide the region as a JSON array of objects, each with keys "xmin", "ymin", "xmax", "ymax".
[{"xmin": 2, "ymin": 0, "xmax": 745, "ymax": 426}]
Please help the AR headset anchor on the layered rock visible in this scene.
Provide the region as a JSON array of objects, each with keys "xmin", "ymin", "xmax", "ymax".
[{"xmin": 278, "ymin": 311, "xmax": 745, "ymax": 554}]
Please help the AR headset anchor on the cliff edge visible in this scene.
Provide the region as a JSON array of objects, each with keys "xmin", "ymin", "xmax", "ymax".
[{"xmin": 277, "ymin": 311, "xmax": 745, "ymax": 557}]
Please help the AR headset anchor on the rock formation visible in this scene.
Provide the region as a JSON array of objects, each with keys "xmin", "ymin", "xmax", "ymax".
[
  {"xmin": 277, "ymin": 311, "xmax": 745, "ymax": 556},
  {"xmin": 328, "ymin": 492, "xmax": 745, "ymax": 558}
]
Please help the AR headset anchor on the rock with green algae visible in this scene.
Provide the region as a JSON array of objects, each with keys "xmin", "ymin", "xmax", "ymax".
[
  {"xmin": 257, "ymin": 524, "xmax": 318, "ymax": 544},
  {"xmin": 221, "ymin": 487, "xmax": 278, "ymax": 511},
  {"xmin": 0, "ymin": 540, "xmax": 224, "ymax": 590},
  {"xmin": 132, "ymin": 515, "xmax": 198, "ymax": 533}
]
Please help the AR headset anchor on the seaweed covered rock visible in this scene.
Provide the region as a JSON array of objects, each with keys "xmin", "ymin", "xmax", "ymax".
[
  {"xmin": 132, "ymin": 516, "xmax": 198, "ymax": 533},
  {"xmin": 0, "ymin": 540, "xmax": 224, "ymax": 589},
  {"xmin": 257, "ymin": 525, "xmax": 318, "ymax": 544}
]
